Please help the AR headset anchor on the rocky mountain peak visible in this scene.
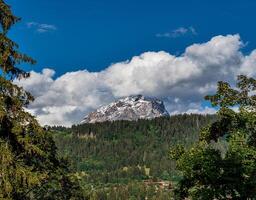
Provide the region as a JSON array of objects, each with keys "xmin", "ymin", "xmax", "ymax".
[{"xmin": 81, "ymin": 95, "xmax": 169, "ymax": 124}]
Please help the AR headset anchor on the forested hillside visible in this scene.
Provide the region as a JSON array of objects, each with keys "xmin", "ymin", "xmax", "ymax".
[
  {"xmin": 2, "ymin": 0, "xmax": 256, "ymax": 199},
  {"xmin": 53, "ymin": 114, "xmax": 216, "ymax": 199}
]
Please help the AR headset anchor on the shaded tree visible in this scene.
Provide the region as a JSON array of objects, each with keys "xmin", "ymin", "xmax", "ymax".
[
  {"xmin": 170, "ymin": 75, "xmax": 256, "ymax": 199},
  {"xmin": 0, "ymin": 1, "xmax": 83, "ymax": 199}
]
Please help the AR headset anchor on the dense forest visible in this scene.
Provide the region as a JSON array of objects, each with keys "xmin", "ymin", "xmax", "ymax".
[
  {"xmin": 52, "ymin": 114, "xmax": 216, "ymax": 199},
  {"xmin": 2, "ymin": 0, "xmax": 256, "ymax": 199}
]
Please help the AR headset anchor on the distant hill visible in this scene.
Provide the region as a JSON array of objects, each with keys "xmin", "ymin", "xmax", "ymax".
[{"xmin": 53, "ymin": 114, "xmax": 216, "ymax": 199}]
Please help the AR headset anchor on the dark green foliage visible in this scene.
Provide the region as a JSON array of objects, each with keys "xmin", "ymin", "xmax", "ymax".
[
  {"xmin": 171, "ymin": 75, "xmax": 256, "ymax": 199},
  {"xmin": 0, "ymin": 1, "xmax": 83, "ymax": 199},
  {"xmin": 53, "ymin": 114, "xmax": 216, "ymax": 198},
  {"xmin": 83, "ymin": 181, "xmax": 173, "ymax": 200}
]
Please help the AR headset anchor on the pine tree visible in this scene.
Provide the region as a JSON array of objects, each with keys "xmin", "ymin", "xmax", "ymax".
[{"xmin": 0, "ymin": 1, "xmax": 83, "ymax": 199}]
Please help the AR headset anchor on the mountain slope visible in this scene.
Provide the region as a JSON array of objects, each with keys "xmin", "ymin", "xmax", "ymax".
[
  {"xmin": 53, "ymin": 114, "xmax": 217, "ymax": 199},
  {"xmin": 81, "ymin": 95, "xmax": 169, "ymax": 123}
]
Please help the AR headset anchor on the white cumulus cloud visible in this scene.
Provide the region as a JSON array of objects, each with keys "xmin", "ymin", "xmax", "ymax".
[{"xmin": 15, "ymin": 34, "xmax": 256, "ymax": 126}]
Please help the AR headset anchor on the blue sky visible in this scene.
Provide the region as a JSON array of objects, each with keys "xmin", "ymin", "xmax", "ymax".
[
  {"xmin": 9, "ymin": 0, "xmax": 256, "ymax": 126},
  {"xmin": 7, "ymin": 0, "xmax": 256, "ymax": 76}
]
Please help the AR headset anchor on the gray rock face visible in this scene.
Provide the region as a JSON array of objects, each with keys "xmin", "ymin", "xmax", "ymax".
[{"xmin": 81, "ymin": 95, "xmax": 169, "ymax": 124}]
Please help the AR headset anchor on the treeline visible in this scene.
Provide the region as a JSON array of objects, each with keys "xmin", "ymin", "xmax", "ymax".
[
  {"xmin": 54, "ymin": 114, "xmax": 216, "ymax": 145},
  {"xmin": 52, "ymin": 114, "xmax": 216, "ymax": 198}
]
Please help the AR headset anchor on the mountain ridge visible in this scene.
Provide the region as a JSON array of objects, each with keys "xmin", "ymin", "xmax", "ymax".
[{"xmin": 81, "ymin": 95, "xmax": 169, "ymax": 123}]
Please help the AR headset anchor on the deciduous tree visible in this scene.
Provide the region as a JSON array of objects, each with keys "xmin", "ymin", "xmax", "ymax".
[{"xmin": 170, "ymin": 75, "xmax": 256, "ymax": 199}]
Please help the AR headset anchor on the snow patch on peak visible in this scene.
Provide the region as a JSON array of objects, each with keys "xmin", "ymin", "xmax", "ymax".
[{"xmin": 81, "ymin": 95, "xmax": 169, "ymax": 123}]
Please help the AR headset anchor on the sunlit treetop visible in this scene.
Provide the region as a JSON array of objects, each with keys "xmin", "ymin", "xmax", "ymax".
[{"xmin": 0, "ymin": 0, "xmax": 35, "ymax": 80}]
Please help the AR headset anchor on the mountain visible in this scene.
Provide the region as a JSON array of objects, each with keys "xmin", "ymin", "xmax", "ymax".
[{"xmin": 81, "ymin": 95, "xmax": 169, "ymax": 123}]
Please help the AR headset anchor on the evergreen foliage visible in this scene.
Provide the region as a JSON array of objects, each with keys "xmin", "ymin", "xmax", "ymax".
[
  {"xmin": 0, "ymin": 1, "xmax": 83, "ymax": 199},
  {"xmin": 53, "ymin": 114, "xmax": 216, "ymax": 198},
  {"xmin": 3, "ymin": 1, "xmax": 252, "ymax": 199}
]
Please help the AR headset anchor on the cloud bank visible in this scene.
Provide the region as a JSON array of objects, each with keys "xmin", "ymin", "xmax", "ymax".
[{"xmin": 15, "ymin": 34, "xmax": 256, "ymax": 126}]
